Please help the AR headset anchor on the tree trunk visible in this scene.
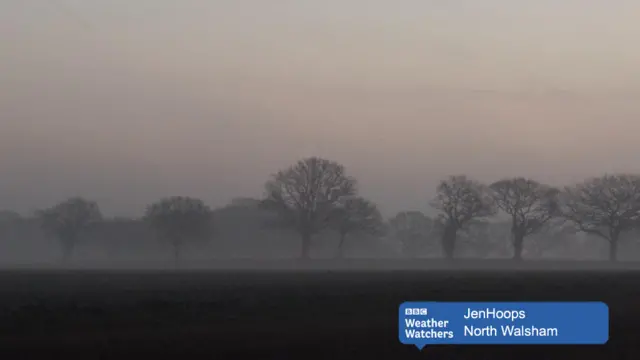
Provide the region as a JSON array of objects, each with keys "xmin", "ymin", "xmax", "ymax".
[
  {"xmin": 512, "ymin": 232, "xmax": 525, "ymax": 261},
  {"xmin": 441, "ymin": 225, "xmax": 457, "ymax": 260},
  {"xmin": 301, "ymin": 231, "xmax": 311, "ymax": 259},
  {"xmin": 336, "ymin": 232, "xmax": 346, "ymax": 258},
  {"xmin": 609, "ymin": 236, "xmax": 618, "ymax": 262}
]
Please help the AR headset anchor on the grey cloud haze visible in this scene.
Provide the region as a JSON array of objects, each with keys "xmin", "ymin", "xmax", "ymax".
[{"xmin": 2, "ymin": 1, "xmax": 640, "ymax": 217}]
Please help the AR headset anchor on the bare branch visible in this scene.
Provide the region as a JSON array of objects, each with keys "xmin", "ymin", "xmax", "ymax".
[
  {"xmin": 389, "ymin": 211, "xmax": 435, "ymax": 256},
  {"xmin": 430, "ymin": 175, "xmax": 497, "ymax": 230},
  {"xmin": 559, "ymin": 174, "xmax": 640, "ymax": 242},
  {"xmin": 37, "ymin": 197, "xmax": 102, "ymax": 260},
  {"xmin": 262, "ymin": 157, "xmax": 357, "ymax": 236},
  {"xmin": 490, "ymin": 177, "xmax": 559, "ymax": 237},
  {"xmin": 144, "ymin": 196, "xmax": 213, "ymax": 244},
  {"xmin": 39, "ymin": 197, "xmax": 102, "ymax": 238},
  {"xmin": 330, "ymin": 196, "xmax": 384, "ymax": 237}
]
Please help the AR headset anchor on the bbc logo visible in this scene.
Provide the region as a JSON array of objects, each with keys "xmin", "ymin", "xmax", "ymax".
[{"xmin": 405, "ymin": 308, "xmax": 428, "ymax": 316}]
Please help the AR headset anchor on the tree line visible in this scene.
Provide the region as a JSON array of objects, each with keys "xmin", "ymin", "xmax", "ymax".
[{"xmin": 5, "ymin": 156, "xmax": 640, "ymax": 262}]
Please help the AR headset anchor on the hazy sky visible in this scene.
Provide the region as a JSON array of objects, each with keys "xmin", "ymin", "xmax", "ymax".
[{"xmin": 3, "ymin": 1, "xmax": 640, "ymax": 217}]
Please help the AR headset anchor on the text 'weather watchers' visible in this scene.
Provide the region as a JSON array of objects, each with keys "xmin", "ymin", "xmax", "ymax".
[{"xmin": 399, "ymin": 302, "xmax": 608, "ymax": 350}]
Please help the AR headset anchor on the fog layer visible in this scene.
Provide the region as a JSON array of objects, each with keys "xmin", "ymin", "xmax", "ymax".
[{"xmin": 3, "ymin": 1, "xmax": 640, "ymax": 217}]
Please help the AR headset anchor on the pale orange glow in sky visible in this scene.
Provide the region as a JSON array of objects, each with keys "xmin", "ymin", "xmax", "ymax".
[{"xmin": 2, "ymin": 1, "xmax": 640, "ymax": 216}]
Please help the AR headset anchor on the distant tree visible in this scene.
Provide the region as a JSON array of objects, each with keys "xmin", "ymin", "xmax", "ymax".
[
  {"xmin": 388, "ymin": 211, "xmax": 436, "ymax": 257},
  {"xmin": 458, "ymin": 219, "xmax": 511, "ymax": 258},
  {"xmin": 490, "ymin": 178, "xmax": 560, "ymax": 261},
  {"xmin": 330, "ymin": 196, "xmax": 384, "ymax": 257},
  {"xmin": 37, "ymin": 197, "xmax": 102, "ymax": 262},
  {"xmin": 528, "ymin": 218, "xmax": 580, "ymax": 259},
  {"xmin": 144, "ymin": 196, "xmax": 213, "ymax": 264},
  {"xmin": 0, "ymin": 210, "xmax": 21, "ymax": 223},
  {"xmin": 430, "ymin": 175, "xmax": 497, "ymax": 260},
  {"xmin": 262, "ymin": 157, "xmax": 357, "ymax": 259},
  {"xmin": 560, "ymin": 174, "xmax": 640, "ymax": 261}
]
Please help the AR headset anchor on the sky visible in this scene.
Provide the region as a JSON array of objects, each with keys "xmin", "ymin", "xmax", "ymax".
[{"xmin": 2, "ymin": 0, "xmax": 640, "ymax": 217}]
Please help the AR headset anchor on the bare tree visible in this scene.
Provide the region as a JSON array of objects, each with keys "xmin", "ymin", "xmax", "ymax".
[
  {"xmin": 330, "ymin": 196, "xmax": 384, "ymax": 257},
  {"xmin": 528, "ymin": 218, "xmax": 580, "ymax": 259},
  {"xmin": 457, "ymin": 219, "xmax": 512, "ymax": 259},
  {"xmin": 388, "ymin": 211, "xmax": 436, "ymax": 257},
  {"xmin": 144, "ymin": 196, "xmax": 213, "ymax": 264},
  {"xmin": 37, "ymin": 197, "xmax": 102, "ymax": 262},
  {"xmin": 560, "ymin": 174, "xmax": 640, "ymax": 261},
  {"xmin": 430, "ymin": 175, "xmax": 497, "ymax": 260},
  {"xmin": 262, "ymin": 157, "xmax": 357, "ymax": 259},
  {"xmin": 490, "ymin": 178, "xmax": 560, "ymax": 261}
]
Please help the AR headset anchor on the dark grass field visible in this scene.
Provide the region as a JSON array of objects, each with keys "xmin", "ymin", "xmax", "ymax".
[{"xmin": 0, "ymin": 260, "xmax": 639, "ymax": 359}]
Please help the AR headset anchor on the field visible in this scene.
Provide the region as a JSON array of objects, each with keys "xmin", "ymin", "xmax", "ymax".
[{"xmin": 0, "ymin": 260, "xmax": 639, "ymax": 358}]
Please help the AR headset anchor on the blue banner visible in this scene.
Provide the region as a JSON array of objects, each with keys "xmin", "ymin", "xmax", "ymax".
[{"xmin": 399, "ymin": 302, "xmax": 608, "ymax": 349}]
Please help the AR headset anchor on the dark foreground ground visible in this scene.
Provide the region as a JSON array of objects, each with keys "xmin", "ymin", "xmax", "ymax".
[{"xmin": 0, "ymin": 261, "xmax": 639, "ymax": 359}]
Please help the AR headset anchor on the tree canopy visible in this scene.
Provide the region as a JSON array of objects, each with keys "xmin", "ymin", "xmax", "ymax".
[
  {"xmin": 144, "ymin": 196, "xmax": 213, "ymax": 262},
  {"xmin": 262, "ymin": 157, "xmax": 357, "ymax": 258},
  {"xmin": 490, "ymin": 177, "xmax": 559, "ymax": 260},
  {"xmin": 560, "ymin": 174, "xmax": 640, "ymax": 261},
  {"xmin": 37, "ymin": 197, "xmax": 102, "ymax": 260}
]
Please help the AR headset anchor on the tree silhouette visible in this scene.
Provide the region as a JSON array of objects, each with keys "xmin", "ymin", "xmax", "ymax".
[
  {"xmin": 37, "ymin": 197, "xmax": 102, "ymax": 262},
  {"xmin": 330, "ymin": 196, "xmax": 384, "ymax": 257},
  {"xmin": 262, "ymin": 157, "xmax": 357, "ymax": 259},
  {"xmin": 0, "ymin": 210, "xmax": 21, "ymax": 223},
  {"xmin": 144, "ymin": 196, "xmax": 213, "ymax": 264},
  {"xmin": 389, "ymin": 211, "xmax": 436, "ymax": 257},
  {"xmin": 430, "ymin": 175, "xmax": 497, "ymax": 260},
  {"xmin": 560, "ymin": 174, "xmax": 640, "ymax": 261},
  {"xmin": 490, "ymin": 178, "xmax": 559, "ymax": 261},
  {"xmin": 458, "ymin": 219, "xmax": 511, "ymax": 258}
]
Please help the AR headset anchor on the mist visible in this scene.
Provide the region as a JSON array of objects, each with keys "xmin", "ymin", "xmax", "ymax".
[{"xmin": 3, "ymin": 1, "xmax": 640, "ymax": 268}]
